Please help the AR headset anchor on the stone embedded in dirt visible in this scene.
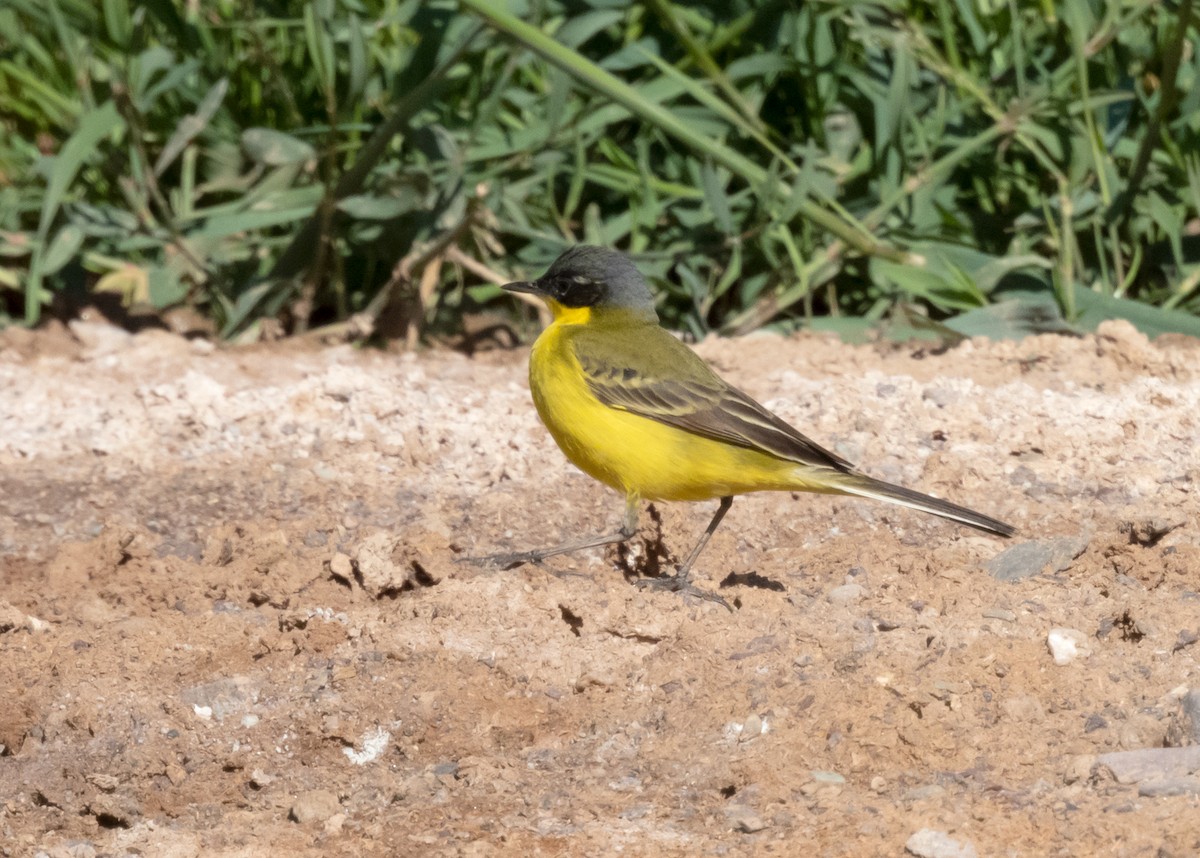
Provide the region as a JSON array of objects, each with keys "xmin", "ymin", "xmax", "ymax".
[
  {"xmin": 87, "ymin": 773, "xmax": 120, "ymax": 792},
  {"xmin": 1047, "ymin": 628, "xmax": 1092, "ymax": 665},
  {"xmin": 179, "ymin": 676, "xmax": 258, "ymax": 722},
  {"xmin": 0, "ymin": 600, "xmax": 48, "ymax": 633},
  {"xmin": 1001, "ymin": 695, "xmax": 1046, "ymax": 723},
  {"xmin": 1119, "ymin": 516, "xmax": 1186, "ymax": 547},
  {"xmin": 800, "ymin": 771, "xmax": 845, "ymax": 800},
  {"xmin": 0, "ymin": 601, "xmax": 28, "ymax": 633},
  {"xmin": 86, "ymin": 793, "xmax": 140, "ymax": 828},
  {"xmin": 826, "ymin": 583, "xmax": 865, "ymax": 605},
  {"xmin": 354, "ymin": 532, "xmax": 413, "ymax": 596},
  {"xmin": 1118, "ymin": 710, "xmax": 1169, "ymax": 751},
  {"xmin": 290, "ymin": 789, "xmax": 341, "ymax": 824},
  {"xmin": 742, "ymin": 713, "xmax": 764, "ymax": 741},
  {"xmin": 68, "ymin": 318, "xmax": 133, "ymax": 356},
  {"xmin": 725, "ymin": 805, "xmax": 769, "ymax": 833},
  {"xmin": 985, "ymin": 536, "xmax": 1089, "ymax": 581},
  {"xmin": 905, "ymin": 828, "xmax": 978, "ymax": 858},
  {"xmin": 1064, "ymin": 755, "xmax": 1097, "ymax": 784},
  {"xmin": 1181, "ymin": 689, "xmax": 1200, "ymax": 742},
  {"xmin": 328, "ymin": 552, "xmax": 354, "ymax": 585},
  {"xmin": 352, "ymin": 530, "xmax": 449, "ymax": 598},
  {"xmin": 1094, "ymin": 747, "xmax": 1200, "ymax": 785},
  {"xmin": 343, "ymin": 726, "xmax": 391, "ymax": 766},
  {"xmin": 1137, "ymin": 777, "xmax": 1200, "ymax": 797}
]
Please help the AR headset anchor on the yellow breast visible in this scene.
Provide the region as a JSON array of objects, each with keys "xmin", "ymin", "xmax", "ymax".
[{"xmin": 527, "ymin": 318, "xmax": 807, "ymax": 503}]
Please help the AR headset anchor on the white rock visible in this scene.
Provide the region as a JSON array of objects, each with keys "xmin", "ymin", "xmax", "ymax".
[
  {"xmin": 906, "ymin": 828, "xmax": 978, "ymax": 858},
  {"xmin": 343, "ymin": 726, "xmax": 390, "ymax": 765},
  {"xmin": 1047, "ymin": 628, "xmax": 1092, "ymax": 665},
  {"xmin": 827, "ymin": 583, "xmax": 865, "ymax": 605}
]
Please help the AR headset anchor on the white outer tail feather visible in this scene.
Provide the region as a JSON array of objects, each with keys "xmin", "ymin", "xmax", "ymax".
[{"xmin": 832, "ymin": 474, "xmax": 1015, "ymax": 538}]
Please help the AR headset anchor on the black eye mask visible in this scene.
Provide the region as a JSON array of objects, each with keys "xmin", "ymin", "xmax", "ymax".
[{"xmin": 541, "ymin": 275, "xmax": 605, "ymax": 308}]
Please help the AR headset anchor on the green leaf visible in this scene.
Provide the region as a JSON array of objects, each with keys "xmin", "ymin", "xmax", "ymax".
[
  {"xmin": 336, "ymin": 194, "xmax": 418, "ymax": 220},
  {"xmin": 945, "ymin": 293, "xmax": 1080, "ymax": 339},
  {"xmin": 154, "ymin": 77, "xmax": 228, "ymax": 177},
  {"xmin": 41, "ymin": 223, "xmax": 84, "ymax": 275},
  {"xmin": 26, "ymin": 100, "xmax": 124, "ymax": 324},
  {"xmin": 219, "ymin": 277, "xmax": 294, "ymax": 338},
  {"xmin": 190, "ymin": 207, "xmax": 318, "ymax": 239},
  {"xmin": 807, "ymin": 316, "xmax": 874, "ymax": 344},
  {"xmin": 554, "ymin": 9, "xmax": 622, "ymax": 48},
  {"xmin": 304, "ymin": 2, "xmax": 336, "ymax": 96},
  {"xmin": 1071, "ymin": 284, "xmax": 1200, "ymax": 338},
  {"xmin": 148, "ymin": 266, "xmax": 188, "ymax": 308},
  {"xmin": 701, "ymin": 161, "xmax": 734, "ymax": 235},
  {"xmin": 101, "ymin": 0, "xmax": 132, "ymax": 48},
  {"xmin": 346, "ymin": 12, "xmax": 367, "ymax": 103},
  {"xmin": 36, "ymin": 101, "xmax": 123, "ymax": 246},
  {"xmin": 241, "ymin": 128, "xmax": 317, "ymax": 166}
]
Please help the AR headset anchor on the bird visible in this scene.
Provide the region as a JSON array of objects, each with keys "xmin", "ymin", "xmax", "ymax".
[{"xmin": 471, "ymin": 245, "xmax": 1015, "ymax": 608}]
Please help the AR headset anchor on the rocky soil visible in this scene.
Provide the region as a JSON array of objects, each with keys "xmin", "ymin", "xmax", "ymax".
[{"xmin": 1, "ymin": 318, "xmax": 1199, "ymax": 856}]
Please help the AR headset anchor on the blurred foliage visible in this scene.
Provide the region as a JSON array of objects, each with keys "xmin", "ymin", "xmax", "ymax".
[{"xmin": 1, "ymin": 0, "xmax": 1198, "ymax": 342}]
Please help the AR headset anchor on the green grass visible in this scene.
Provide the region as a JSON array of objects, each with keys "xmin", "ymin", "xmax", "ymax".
[{"xmin": 1, "ymin": 0, "xmax": 1198, "ymax": 341}]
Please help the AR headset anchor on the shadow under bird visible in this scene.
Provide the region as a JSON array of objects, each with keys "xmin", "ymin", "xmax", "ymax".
[{"xmin": 470, "ymin": 246, "xmax": 1014, "ymax": 608}]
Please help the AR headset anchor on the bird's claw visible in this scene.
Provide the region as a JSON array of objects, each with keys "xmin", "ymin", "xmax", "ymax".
[
  {"xmin": 455, "ymin": 550, "xmax": 545, "ymax": 570},
  {"xmin": 635, "ymin": 572, "xmax": 732, "ymax": 611}
]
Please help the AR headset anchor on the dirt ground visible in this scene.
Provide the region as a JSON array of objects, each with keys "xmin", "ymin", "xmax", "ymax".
[{"xmin": 1, "ymin": 315, "xmax": 1199, "ymax": 857}]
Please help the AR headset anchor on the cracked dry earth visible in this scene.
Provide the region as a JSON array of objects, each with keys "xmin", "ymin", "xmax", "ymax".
[{"xmin": 1, "ymin": 317, "xmax": 1199, "ymax": 857}]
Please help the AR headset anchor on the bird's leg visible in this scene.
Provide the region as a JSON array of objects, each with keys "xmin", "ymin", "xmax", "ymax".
[
  {"xmin": 636, "ymin": 496, "xmax": 733, "ymax": 610},
  {"xmin": 460, "ymin": 496, "xmax": 640, "ymax": 570}
]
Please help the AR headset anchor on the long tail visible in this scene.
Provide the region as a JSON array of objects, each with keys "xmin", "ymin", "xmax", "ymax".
[{"xmin": 831, "ymin": 473, "xmax": 1016, "ymax": 538}]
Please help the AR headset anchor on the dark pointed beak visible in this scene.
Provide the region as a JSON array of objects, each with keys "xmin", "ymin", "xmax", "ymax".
[{"xmin": 502, "ymin": 280, "xmax": 543, "ymax": 296}]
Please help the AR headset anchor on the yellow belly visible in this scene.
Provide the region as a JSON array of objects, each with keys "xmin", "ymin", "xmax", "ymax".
[{"xmin": 528, "ymin": 324, "xmax": 814, "ymax": 503}]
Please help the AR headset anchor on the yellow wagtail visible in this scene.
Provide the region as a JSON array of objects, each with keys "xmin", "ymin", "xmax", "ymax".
[{"xmin": 476, "ymin": 246, "xmax": 1014, "ymax": 606}]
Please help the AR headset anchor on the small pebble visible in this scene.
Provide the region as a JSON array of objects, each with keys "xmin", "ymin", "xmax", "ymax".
[
  {"xmin": 87, "ymin": 773, "xmax": 120, "ymax": 792},
  {"xmin": 827, "ymin": 583, "xmax": 865, "ymax": 606},
  {"xmin": 725, "ymin": 805, "xmax": 769, "ymax": 833},
  {"xmin": 1064, "ymin": 755, "xmax": 1096, "ymax": 784},
  {"xmin": 905, "ymin": 827, "xmax": 978, "ymax": 858},
  {"xmin": 290, "ymin": 789, "xmax": 341, "ymax": 824},
  {"xmin": 329, "ymin": 552, "xmax": 354, "ymax": 583},
  {"xmin": 1095, "ymin": 746, "xmax": 1200, "ymax": 784},
  {"xmin": 1137, "ymin": 776, "xmax": 1200, "ymax": 797},
  {"xmin": 986, "ymin": 536, "xmax": 1088, "ymax": 581},
  {"xmin": 903, "ymin": 784, "xmax": 947, "ymax": 802},
  {"xmin": 1001, "ymin": 695, "xmax": 1045, "ymax": 723},
  {"xmin": 1180, "ymin": 689, "xmax": 1200, "ymax": 743},
  {"xmin": 811, "ymin": 771, "xmax": 845, "ymax": 784},
  {"xmin": 1047, "ymin": 628, "xmax": 1091, "ymax": 665},
  {"xmin": 742, "ymin": 713, "xmax": 763, "ymax": 741},
  {"xmin": 343, "ymin": 726, "xmax": 390, "ymax": 766}
]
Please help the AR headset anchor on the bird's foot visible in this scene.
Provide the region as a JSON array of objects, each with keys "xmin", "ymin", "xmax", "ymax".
[
  {"xmin": 455, "ymin": 550, "xmax": 546, "ymax": 570},
  {"xmin": 635, "ymin": 571, "xmax": 732, "ymax": 611}
]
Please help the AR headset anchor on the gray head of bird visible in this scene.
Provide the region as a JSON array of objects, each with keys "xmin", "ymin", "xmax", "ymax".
[{"xmin": 503, "ymin": 246, "xmax": 658, "ymax": 321}]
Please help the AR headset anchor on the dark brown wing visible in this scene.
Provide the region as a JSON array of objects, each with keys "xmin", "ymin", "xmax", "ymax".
[{"xmin": 572, "ymin": 326, "xmax": 854, "ymax": 472}]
